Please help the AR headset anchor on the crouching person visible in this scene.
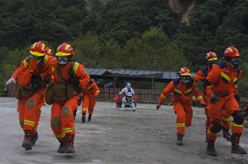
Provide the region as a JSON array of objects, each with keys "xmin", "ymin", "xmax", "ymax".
[{"xmin": 46, "ymin": 43, "xmax": 89, "ymax": 153}]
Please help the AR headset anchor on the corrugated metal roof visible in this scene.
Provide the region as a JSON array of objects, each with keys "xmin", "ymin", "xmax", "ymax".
[{"xmin": 86, "ymin": 68, "xmax": 195, "ymax": 82}]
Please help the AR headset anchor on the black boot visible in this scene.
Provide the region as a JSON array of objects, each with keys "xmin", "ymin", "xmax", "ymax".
[
  {"xmin": 32, "ymin": 131, "xmax": 38, "ymax": 146},
  {"xmin": 82, "ymin": 114, "xmax": 85, "ymax": 123},
  {"xmin": 22, "ymin": 130, "xmax": 34, "ymax": 150},
  {"xmin": 57, "ymin": 137, "xmax": 66, "ymax": 153},
  {"xmin": 223, "ymin": 128, "xmax": 231, "ymax": 142},
  {"xmin": 65, "ymin": 134, "xmax": 75, "ymax": 153},
  {"xmin": 205, "ymin": 135, "xmax": 209, "ymax": 143},
  {"xmin": 177, "ymin": 133, "xmax": 183, "ymax": 146},
  {"xmin": 231, "ymin": 134, "xmax": 247, "ymax": 154},
  {"xmin": 88, "ymin": 114, "xmax": 92, "ymax": 122},
  {"xmin": 206, "ymin": 139, "xmax": 218, "ymax": 156}
]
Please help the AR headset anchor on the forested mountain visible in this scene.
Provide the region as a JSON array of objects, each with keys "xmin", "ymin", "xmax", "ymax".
[{"xmin": 1, "ymin": 0, "xmax": 248, "ymax": 96}]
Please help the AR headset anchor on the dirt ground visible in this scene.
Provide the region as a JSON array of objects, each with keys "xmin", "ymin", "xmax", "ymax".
[{"xmin": 1, "ymin": 97, "xmax": 248, "ymax": 164}]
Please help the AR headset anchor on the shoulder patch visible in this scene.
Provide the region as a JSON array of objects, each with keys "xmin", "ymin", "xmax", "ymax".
[
  {"xmin": 200, "ymin": 66, "xmax": 208, "ymax": 74},
  {"xmin": 218, "ymin": 62, "xmax": 227, "ymax": 69},
  {"xmin": 173, "ymin": 78, "xmax": 180, "ymax": 85}
]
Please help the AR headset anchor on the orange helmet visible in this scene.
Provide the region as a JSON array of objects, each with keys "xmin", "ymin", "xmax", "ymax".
[
  {"xmin": 45, "ymin": 47, "xmax": 52, "ymax": 56},
  {"xmin": 29, "ymin": 41, "xmax": 46, "ymax": 57},
  {"xmin": 56, "ymin": 43, "xmax": 74, "ymax": 56},
  {"xmin": 178, "ymin": 67, "xmax": 191, "ymax": 76},
  {"xmin": 205, "ymin": 51, "xmax": 218, "ymax": 61},
  {"xmin": 224, "ymin": 46, "xmax": 240, "ymax": 58}
]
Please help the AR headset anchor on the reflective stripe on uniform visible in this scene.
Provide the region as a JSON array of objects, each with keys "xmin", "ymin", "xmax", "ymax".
[
  {"xmin": 197, "ymin": 96, "xmax": 203, "ymax": 100},
  {"xmin": 160, "ymin": 94, "xmax": 167, "ymax": 99},
  {"xmin": 24, "ymin": 120, "xmax": 35, "ymax": 126},
  {"xmin": 64, "ymin": 127, "xmax": 74, "ymax": 133},
  {"xmin": 220, "ymin": 72, "xmax": 231, "ymax": 82},
  {"xmin": 176, "ymin": 123, "xmax": 185, "ymax": 127},
  {"xmin": 231, "ymin": 122, "xmax": 243, "ymax": 127},
  {"xmin": 73, "ymin": 62, "xmax": 79, "ymax": 74},
  {"xmin": 207, "ymin": 130, "xmax": 218, "ymax": 136},
  {"xmin": 222, "ymin": 117, "xmax": 230, "ymax": 121},
  {"xmin": 56, "ymin": 132, "xmax": 66, "ymax": 139},
  {"xmin": 185, "ymin": 89, "xmax": 192, "ymax": 95},
  {"xmin": 24, "ymin": 60, "xmax": 28, "ymax": 67},
  {"xmin": 82, "ymin": 108, "xmax": 87, "ymax": 111},
  {"xmin": 174, "ymin": 89, "xmax": 182, "ymax": 95}
]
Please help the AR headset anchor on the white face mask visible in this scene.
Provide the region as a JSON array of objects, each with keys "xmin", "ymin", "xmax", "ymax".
[
  {"xmin": 181, "ymin": 79, "xmax": 190, "ymax": 84},
  {"xmin": 57, "ymin": 56, "xmax": 69, "ymax": 66}
]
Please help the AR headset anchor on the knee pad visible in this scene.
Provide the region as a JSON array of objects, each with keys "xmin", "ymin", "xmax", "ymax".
[
  {"xmin": 210, "ymin": 122, "xmax": 223, "ymax": 133},
  {"xmin": 26, "ymin": 98, "xmax": 35, "ymax": 108},
  {"xmin": 233, "ymin": 111, "xmax": 246, "ymax": 125},
  {"xmin": 61, "ymin": 105, "xmax": 70, "ymax": 116},
  {"xmin": 51, "ymin": 116, "xmax": 60, "ymax": 128}
]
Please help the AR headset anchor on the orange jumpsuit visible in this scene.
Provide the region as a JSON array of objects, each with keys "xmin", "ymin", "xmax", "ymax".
[
  {"xmin": 194, "ymin": 66, "xmax": 231, "ymax": 134},
  {"xmin": 48, "ymin": 61, "xmax": 89, "ymax": 140},
  {"xmin": 81, "ymin": 80, "xmax": 100, "ymax": 115},
  {"xmin": 158, "ymin": 78, "xmax": 204, "ymax": 135},
  {"xmin": 12, "ymin": 67, "xmax": 22, "ymax": 79},
  {"xmin": 17, "ymin": 55, "xmax": 54, "ymax": 132},
  {"xmin": 205, "ymin": 62, "xmax": 242, "ymax": 141}
]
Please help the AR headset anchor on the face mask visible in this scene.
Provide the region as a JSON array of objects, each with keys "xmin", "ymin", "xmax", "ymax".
[
  {"xmin": 57, "ymin": 57, "xmax": 69, "ymax": 66},
  {"xmin": 181, "ymin": 79, "xmax": 190, "ymax": 84},
  {"xmin": 229, "ymin": 58, "xmax": 240, "ymax": 67}
]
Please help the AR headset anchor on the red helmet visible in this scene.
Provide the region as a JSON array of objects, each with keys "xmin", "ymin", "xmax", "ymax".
[
  {"xmin": 45, "ymin": 47, "xmax": 52, "ymax": 56},
  {"xmin": 29, "ymin": 41, "xmax": 46, "ymax": 57},
  {"xmin": 56, "ymin": 43, "xmax": 74, "ymax": 56},
  {"xmin": 178, "ymin": 67, "xmax": 191, "ymax": 76},
  {"xmin": 224, "ymin": 46, "xmax": 240, "ymax": 58},
  {"xmin": 205, "ymin": 51, "xmax": 218, "ymax": 61}
]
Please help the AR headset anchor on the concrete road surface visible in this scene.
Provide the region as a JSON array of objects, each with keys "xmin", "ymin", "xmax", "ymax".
[{"xmin": 0, "ymin": 97, "xmax": 248, "ymax": 164}]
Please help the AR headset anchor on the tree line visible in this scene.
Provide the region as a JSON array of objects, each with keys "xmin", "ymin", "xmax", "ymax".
[{"xmin": 1, "ymin": 0, "xmax": 248, "ymax": 97}]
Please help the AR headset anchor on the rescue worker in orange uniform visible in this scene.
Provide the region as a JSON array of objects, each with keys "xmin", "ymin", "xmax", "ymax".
[
  {"xmin": 5, "ymin": 46, "xmax": 53, "ymax": 86},
  {"xmin": 156, "ymin": 67, "xmax": 206, "ymax": 146},
  {"xmin": 203, "ymin": 46, "xmax": 246, "ymax": 156},
  {"xmin": 194, "ymin": 51, "xmax": 231, "ymax": 142},
  {"xmin": 80, "ymin": 78, "xmax": 100, "ymax": 123},
  {"xmin": 16, "ymin": 41, "xmax": 54, "ymax": 151},
  {"xmin": 47, "ymin": 43, "xmax": 89, "ymax": 153}
]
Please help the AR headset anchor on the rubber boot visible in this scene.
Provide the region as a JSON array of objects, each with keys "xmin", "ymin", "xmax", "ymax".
[
  {"xmin": 32, "ymin": 131, "xmax": 38, "ymax": 146},
  {"xmin": 206, "ymin": 139, "xmax": 217, "ymax": 156},
  {"xmin": 65, "ymin": 134, "xmax": 75, "ymax": 153},
  {"xmin": 82, "ymin": 113, "xmax": 86, "ymax": 123},
  {"xmin": 223, "ymin": 128, "xmax": 231, "ymax": 142},
  {"xmin": 177, "ymin": 133, "xmax": 183, "ymax": 146},
  {"xmin": 57, "ymin": 137, "xmax": 66, "ymax": 153},
  {"xmin": 22, "ymin": 130, "xmax": 34, "ymax": 150},
  {"xmin": 231, "ymin": 134, "xmax": 247, "ymax": 154},
  {"xmin": 88, "ymin": 114, "xmax": 92, "ymax": 122}
]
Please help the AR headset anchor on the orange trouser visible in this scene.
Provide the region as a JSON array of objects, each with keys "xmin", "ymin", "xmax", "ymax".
[
  {"xmin": 17, "ymin": 88, "xmax": 46, "ymax": 132},
  {"xmin": 50, "ymin": 96, "xmax": 79, "ymax": 139},
  {"xmin": 204, "ymin": 96, "xmax": 230, "ymax": 134},
  {"xmin": 81, "ymin": 94, "xmax": 96, "ymax": 115},
  {"xmin": 173, "ymin": 101, "xmax": 193, "ymax": 136},
  {"xmin": 207, "ymin": 93, "xmax": 242, "ymax": 141}
]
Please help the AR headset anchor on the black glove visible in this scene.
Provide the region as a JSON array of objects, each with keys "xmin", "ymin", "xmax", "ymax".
[
  {"xmin": 210, "ymin": 94, "xmax": 219, "ymax": 103},
  {"xmin": 200, "ymin": 103, "xmax": 207, "ymax": 107},
  {"xmin": 30, "ymin": 76, "xmax": 42, "ymax": 87},
  {"xmin": 234, "ymin": 94, "xmax": 240, "ymax": 102},
  {"xmin": 68, "ymin": 76, "xmax": 80, "ymax": 86}
]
